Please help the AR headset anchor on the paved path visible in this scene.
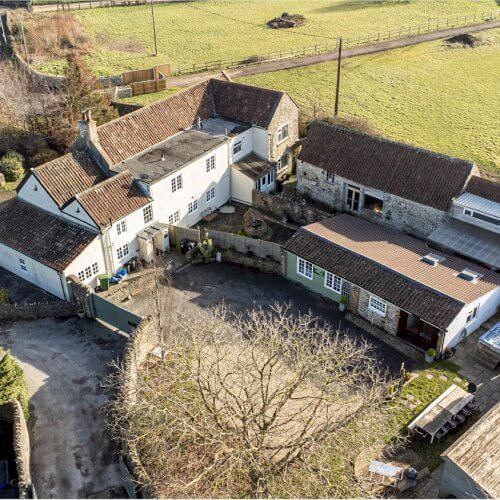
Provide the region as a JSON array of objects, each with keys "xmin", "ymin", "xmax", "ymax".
[
  {"xmin": 163, "ymin": 19, "xmax": 500, "ymax": 89},
  {"xmin": 32, "ymin": 0, "xmax": 189, "ymax": 12}
]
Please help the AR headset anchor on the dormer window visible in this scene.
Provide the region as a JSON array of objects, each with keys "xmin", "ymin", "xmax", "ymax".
[
  {"xmin": 458, "ymin": 269, "xmax": 483, "ymax": 283},
  {"xmin": 421, "ymin": 253, "xmax": 445, "ymax": 267}
]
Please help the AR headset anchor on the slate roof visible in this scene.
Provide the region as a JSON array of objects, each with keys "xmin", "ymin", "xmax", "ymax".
[
  {"xmin": 298, "ymin": 122, "xmax": 474, "ymax": 212},
  {"xmin": 31, "ymin": 150, "xmax": 107, "ymax": 207},
  {"xmin": 443, "ymin": 402, "xmax": 499, "ymax": 497},
  {"xmin": 97, "ymin": 79, "xmax": 287, "ymax": 165},
  {"xmin": 0, "ymin": 199, "xmax": 97, "ymax": 272},
  {"xmin": 284, "ymin": 215, "xmax": 500, "ymax": 328},
  {"xmin": 75, "ymin": 171, "xmax": 151, "ymax": 228},
  {"xmin": 232, "ymin": 153, "xmax": 274, "ymax": 180},
  {"xmin": 465, "ymin": 176, "xmax": 500, "ymax": 203}
]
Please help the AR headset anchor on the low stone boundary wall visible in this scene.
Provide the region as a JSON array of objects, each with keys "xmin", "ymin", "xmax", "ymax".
[
  {"xmin": 221, "ymin": 249, "xmax": 281, "ymax": 275},
  {"xmin": 0, "ymin": 301, "xmax": 79, "ymax": 321},
  {"xmin": 0, "ymin": 400, "xmax": 33, "ymax": 499},
  {"xmin": 252, "ymin": 190, "xmax": 333, "ymax": 226}
]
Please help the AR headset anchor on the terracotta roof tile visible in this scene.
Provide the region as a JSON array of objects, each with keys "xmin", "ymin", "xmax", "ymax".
[
  {"xmin": 298, "ymin": 122, "xmax": 474, "ymax": 211},
  {"xmin": 0, "ymin": 199, "xmax": 97, "ymax": 272},
  {"xmin": 32, "ymin": 151, "xmax": 106, "ymax": 207},
  {"xmin": 466, "ymin": 176, "xmax": 500, "ymax": 203},
  {"xmin": 76, "ymin": 171, "xmax": 151, "ymax": 228}
]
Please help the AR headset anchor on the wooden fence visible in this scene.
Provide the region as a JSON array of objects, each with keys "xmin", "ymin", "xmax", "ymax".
[
  {"xmin": 122, "ymin": 63, "xmax": 171, "ymax": 85},
  {"xmin": 168, "ymin": 225, "xmax": 282, "ymax": 262}
]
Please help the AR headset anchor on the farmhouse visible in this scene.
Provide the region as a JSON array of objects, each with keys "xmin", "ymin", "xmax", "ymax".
[
  {"xmin": 296, "ymin": 122, "xmax": 476, "ymax": 238},
  {"xmin": 0, "ymin": 78, "xmax": 298, "ymax": 297},
  {"xmin": 283, "ymin": 214, "xmax": 500, "ymax": 354}
]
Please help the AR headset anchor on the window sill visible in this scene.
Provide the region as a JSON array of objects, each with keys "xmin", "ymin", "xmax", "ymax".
[
  {"xmin": 369, "ymin": 306, "xmax": 386, "ymax": 317},
  {"xmin": 298, "ymin": 273, "xmax": 313, "ymax": 281}
]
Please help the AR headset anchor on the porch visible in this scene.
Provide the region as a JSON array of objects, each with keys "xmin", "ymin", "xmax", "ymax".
[{"xmin": 397, "ymin": 310, "xmax": 442, "ymax": 351}]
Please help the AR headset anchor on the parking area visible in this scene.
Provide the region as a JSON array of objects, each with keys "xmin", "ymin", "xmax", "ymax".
[
  {"xmin": 0, "ymin": 317, "xmax": 126, "ymax": 498},
  {"xmin": 0, "ymin": 267, "xmax": 57, "ymax": 303},
  {"xmin": 127, "ymin": 263, "xmax": 415, "ymax": 374}
]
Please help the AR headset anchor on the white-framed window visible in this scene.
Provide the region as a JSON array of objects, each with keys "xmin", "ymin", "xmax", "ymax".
[
  {"xmin": 19, "ymin": 258, "xmax": 28, "ymax": 273},
  {"xmin": 171, "ymin": 174, "xmax": 183, "ymax": 193},
  {"xmin": 233, "ymin": 141, "xmax": 242, "ymax": 155},
  {"xmin": 85, "ymin": 265, "xmax": 92, "ymax": 279},
  {"xmin": 466, "ymin": 305, "xmax": 479, "ymax": 324},
  {"xmin": 116, "ymin": 219, "xmax": 127, "ymax": 235},
  {"xmin": 117, "ymin": 243, "xmax": 129, "ymax": 260},
  {"xmin": 297, "ymin": 257, "xmax": 313, "ymax": 280},
  {"xmin": 255, "ymin": 179, "xmax": 261, "ymax": 190},
  {"xmin": 143, "ymin": 205, "xmax": 153, "ymax": 224},
  {"xmin": 206, "ymin": 155, "xmax": 216, "ymax": 172},
  {"xmin": 261, "ymin": 175, "xmax": 267, "ymax": 187},
  {"xmin": 78, "ymin": 262, "xmax": 99, "ymax": 281},
  {"xmin": 463, "ymin": 208, "xmax": 500, "ymax": 226},
  {"xmin": 206, "ymin": 187, "xmax": 215, "ymax": 202},
  {"xmin": 188, "ymin": 200, "xmax": 198, "ymax": 214},
  {"xmin": 277, "ymin": 123, "xmax": 289, "ymax": 143},
  {"xmin": 77, "ymin": 270, "xmax": 85, "ymax": 281},
  {"xmin": 92, "ymin": 262, "xmax": 99, "ymax": 275},
  {"xmin": 325, "ymin": 171, "xmax": 335, "ymax": 183},
  {"xmin": 325, "ymin": 271, "xmax": 342, "ymax": 293},
  {"xmin": 168, "ymin": 210, "xmax": 180, "ymax": 225},
  {"xmin": 369, "ymin": 295, "xmax": 387, "ymax": 317}
]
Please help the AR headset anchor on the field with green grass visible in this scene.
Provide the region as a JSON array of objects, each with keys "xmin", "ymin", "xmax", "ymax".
[
  {"xmin": 240, "ymin": 30, "xmax": 500, "ymax": 175},
  {"xmin": 36, "ymin": 0, "xmax": 498, "ymax": 76}
]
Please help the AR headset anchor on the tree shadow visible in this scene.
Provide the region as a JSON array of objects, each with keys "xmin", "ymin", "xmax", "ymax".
[{"xmin": 312, "ymin": 0, "xmax": 412, "ymax": 14}]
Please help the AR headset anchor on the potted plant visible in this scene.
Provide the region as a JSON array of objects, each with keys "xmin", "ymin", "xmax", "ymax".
[
  {"xmin": 339, "ymin": 295, "xmax": 348, "ymax": 312},
  {"xmin": 425, "ymin": 348, "xmax": 436, "ymax": 363}
]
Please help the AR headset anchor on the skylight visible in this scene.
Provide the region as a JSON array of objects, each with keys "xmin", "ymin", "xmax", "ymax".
[
  {"xmin": 458, "ymin": 269, "xmax": 483, "ymax": 283},
  {"xmin": 421, "ymin": 253, "xmax": 445, "ymax": 267}
]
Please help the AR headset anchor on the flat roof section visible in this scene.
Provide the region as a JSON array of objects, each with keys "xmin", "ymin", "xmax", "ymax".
[
  {"xmin": 232, "ymin": 153, "xmax": 274, "ymax": 180},
  {"xmin": 113, "ymin": 129, "xmax": 229, "ymax": 183}
]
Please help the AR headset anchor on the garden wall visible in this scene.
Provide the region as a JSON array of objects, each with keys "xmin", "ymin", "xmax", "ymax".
[{"xmin": 0, "ymin": 301, "xmax": 78, "ymax": 321}]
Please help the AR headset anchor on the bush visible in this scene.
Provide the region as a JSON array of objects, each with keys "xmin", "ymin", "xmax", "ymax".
[
  {"xmin": 30, "ymin": 147, "xmax": 59, "ymax": 168},
  {"xmin": 0, "ymin": 150, "xmax": 25, "ymax": 182},
  {"xmin": 0, "ymin": 351, "xmax": 29, "ymax": 419},
  {"xmin": 0, "ymin": 288, "xmax": 10, "ymax": 305}
]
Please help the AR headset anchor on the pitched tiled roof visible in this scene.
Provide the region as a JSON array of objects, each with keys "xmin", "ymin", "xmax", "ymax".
[
  {"xmin": 210, "ymin": 79, "xmax": 283, "ymax": 128},
  {"xmin": 0, "ymin": 199, "xmax": 97, "ymax": 272},
  {"xmin": 465, "ymin": 176, "xmax": 500, "ymax": 203},
  {"xmin": 298, "ymin": 122, "xmax": 474, "ymax": 211},
  {"xmin": 232, "ymin": 153, "xmax": 274, "ymax": 180},
  {"xmin": 97, "ymin": 79, "xmax": 287, "ymax": 165},
  {"xmin": 31, "ymin": 151, "xmax": 107, "ymax": 207},
  {"xmin": 76, "ymin": 171, "xmax": 151, "ymax": 228},
  {"xmin": 284, "ymin": 215, "xmax": 500, "ymax": 328}
]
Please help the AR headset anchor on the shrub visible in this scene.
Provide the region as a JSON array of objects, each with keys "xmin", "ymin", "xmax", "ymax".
[
  {"xmin": 340, "ymin": 295, "xmax": 348, "ymax": 304},
  {"xmin": 426, "ymin": 348, "xmax": 436, "ymax": 357},
  {"xmin": 30, "ymin": 147, "xmax": 59, "ymax": 168},
  {"xmin": 0, "ymin": 150, "xmax": 25, "ymax": 182},
  {"xmin": 0, "ymin": 351, "xmax": 29, "ymax": 419},
  {"xmin": 0, "ymin": 288, "xmax": 10, "ymax": 305}
]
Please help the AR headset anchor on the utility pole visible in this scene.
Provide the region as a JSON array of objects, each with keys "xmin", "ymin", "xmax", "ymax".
[
  {"xmin": 334, "ymin": 37, "xmax": 342, "ymax": 116},
  {"xmin": 150, "ymin": 0, "xmax": 158, "ymax": 56}
]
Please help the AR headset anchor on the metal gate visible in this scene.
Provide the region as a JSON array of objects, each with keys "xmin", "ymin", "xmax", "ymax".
[{"xmin": 91, "ymin": 294, "xmax": 143, "ymax": 334}]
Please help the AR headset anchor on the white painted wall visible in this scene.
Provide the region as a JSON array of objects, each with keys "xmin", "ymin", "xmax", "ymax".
[
  {"xmin": 64, "ymin": 236, "xmax": 106, "ymax": 290},
  {"xmin": 0, "ymin": 242, "xmax": 67, "ymax": 299},
  {"xmin": 252, "ymin": 127, "xmax": 270, "ymax": 160},
  {"xmin": 149, "ymin": 144, "xmax": 231, "ymax": 228},
  {"xmin": 229, "ymin": 128, "xmax": 254, "ymax": 163},
  {"xmin": 443, "ymin": 287, "xmax": 500, "ymax": 349},
  {"xmin": 230, "ymin": 167, "xmax": 254, "ymax": 205},
  {"xmin": 61, "ymin": 199, "xmax": 99, "ymax": 230},
  {"xmin": 17, "ymin": 175, "xmax": 61, "ymax": 216}
]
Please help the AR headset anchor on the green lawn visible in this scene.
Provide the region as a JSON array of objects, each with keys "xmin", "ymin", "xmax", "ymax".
[
  {"xmin": 239, "ymin": 30, "xmax": 500, "ymax": 175},
  {"xmin": 118, "ymin": 86, "xmax": 184, "ymax": 105},
  {"xmin": 35, "ymin": 0, "xmax": 498, "ymax": 76}
]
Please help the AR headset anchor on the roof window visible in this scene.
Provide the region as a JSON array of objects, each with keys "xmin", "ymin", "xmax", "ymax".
[
  {"xmin": 458, "ymin": 269, "xmax": 483, "ymax": 283},
  {"xmin": 421, "ymin": 253, "xmax": 445, "ymax": 267}
]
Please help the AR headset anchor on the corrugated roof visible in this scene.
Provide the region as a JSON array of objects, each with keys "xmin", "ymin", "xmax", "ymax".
[
  {"xmin": 0, "ymin": 199, "xmax": 97, "ymax": 272},
  {"xmin": 298, "ymin": 122, "xmax": 473, "ymax": 211},
  {"xmin": 76, "ymin": 171, "xmax": 151, "ymax": 228},
  {"xmin": 466, "ymin": 176, "xmax": 500, "ymax": 203},
  {"xmin": 302, "ymin": 215, "xmax": 499, "ymax": 304},
  {"xmin": 32, "ymin": 151, "xmax": 107, "ymax": 207},
  {"xmin": 443, "ymin": 402, "xmax": 500, "ymax": 497},
  {"xmin": 285, "ymin": 227, "xmax": 463, "ymax": 329},
  {"xmin": 232, "ymin": 153, "xmax": 274, "ymax": 180},
  {"xmin": 429, "ymin": 218, "xmax": 500, "ymax": 269},
  {"xmin": 454, "ymin": 192, "xmax": 500, "ymax": 219}
]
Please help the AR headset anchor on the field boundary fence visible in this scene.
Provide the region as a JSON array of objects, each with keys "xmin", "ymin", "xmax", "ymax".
[{"xmin": 168, "ymin": 224, "xmax": 282, "ymax": 262}]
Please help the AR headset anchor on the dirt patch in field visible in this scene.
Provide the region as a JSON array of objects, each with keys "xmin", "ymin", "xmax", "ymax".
[
  {"xmin": 96, "ymin": 33, "xmax": 147, "ymax": 54},
  {"xmin": 445, "ymin": 33, "xmax": 485, "ymax": 48}
]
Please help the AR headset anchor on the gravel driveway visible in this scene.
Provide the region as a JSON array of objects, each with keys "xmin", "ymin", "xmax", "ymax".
[{"xmin": 0, "ymin": 317, "xmax": 126, "ymax": 498}]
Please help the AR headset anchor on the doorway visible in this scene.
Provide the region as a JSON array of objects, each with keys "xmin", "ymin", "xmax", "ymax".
[{"xmin": 397, "ymin": 311, "xmax": 440, "ymax": 350}]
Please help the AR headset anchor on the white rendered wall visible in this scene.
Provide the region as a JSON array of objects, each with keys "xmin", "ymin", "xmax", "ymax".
[
  {"xmin": 64, "ymin": 236, "xmax": 106, "ymax": 290},
  {"xmin": 230, "ymin": 167, "xmax": 254, "ymax": 205},
  {"xmin": 252, "ymin": 127, "xmax": 270, "ymax": 160},
  {"xmin": 61, "ymin": 199, "xmax": 100, "ymax": 230},
  {"xmin": 17, "ymin": 175, "xmax": 61, "ymax": 216},
  {"xmin": 149, "ymin": 144, "xmax": 231, "ymax": 228},
  {"xmin": 230, "ymin": 128, "xmax": 254, "ymax": 163}
]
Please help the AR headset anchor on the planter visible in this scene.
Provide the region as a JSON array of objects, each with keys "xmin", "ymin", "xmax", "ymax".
[
  {"xmin": 77, "ymin": 309, "xmax": 86, "ymax": 319},
  {"xmin": 339, "ymin": 302, "xmax": 347, "ymax": 312},
  {"xmin": 425, "ymin": 349, "xmax": 436, "ymax": 363}
]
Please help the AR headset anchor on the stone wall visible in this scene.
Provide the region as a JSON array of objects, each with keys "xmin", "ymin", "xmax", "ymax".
[
  {"xmin": 111, "ymin": 100, "xmax": 141, "ymax": 117},
  {"xmin": 221, "ymin": 249, "xmax": 281, "ymax": 275},
  {"xmin": 0, "ymin": 400, "xmax": 32, "ymax": 499},
  {"xmin": 356, "ymin": 288, "xmax": 400, "ymax": 335},
  {"xmin": 268, "ymin": 94, "xmax": 299, "ymax": 163},
  {"xmin": 252, "ymin": 190, "xmax": 333, "ymax": 226},
  {"xmin": 296, "ymin": 160, "xmax": 448, "ymax": 238},
  {"xmin": 0, "ymin": 301, "xmax": 79, "ymax": 321}
]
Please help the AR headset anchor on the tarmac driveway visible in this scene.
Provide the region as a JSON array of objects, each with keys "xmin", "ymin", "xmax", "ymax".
[
  {"xmin": 128, "ymin": 263, "xmax": 415, "ymax": 374},
  {"xmin": 0, "ymin": 317, "xmax": 126, "ymax": 498}
]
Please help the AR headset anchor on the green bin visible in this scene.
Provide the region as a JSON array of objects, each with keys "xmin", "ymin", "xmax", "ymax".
[{"xmin": 98, "ymin": 274, "xmax": 110, "ymax": 291}]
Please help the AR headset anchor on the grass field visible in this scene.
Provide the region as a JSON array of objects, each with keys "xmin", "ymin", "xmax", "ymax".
[
  {"xmin": 36, "ymin": 0, "xmax": 498, "ymax": 76},
  {"xmin": 239, "ymin": 30, "xmax": 500, "ymax": 176}
]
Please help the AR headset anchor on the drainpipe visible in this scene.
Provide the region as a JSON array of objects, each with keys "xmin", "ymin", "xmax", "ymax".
[
  {"xmin": 100, "ymin": 228, "xmax": 115, "ymax": 275},
  {"xmin": 436, "ymin": 330, "xmax": 446, "ymax": 358},
  {"xmin": 58, "ymin": 272, "xmax": 69, "ymax": 302}
]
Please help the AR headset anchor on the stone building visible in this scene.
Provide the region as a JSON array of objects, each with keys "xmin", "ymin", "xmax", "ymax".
[
  {"xmin": 296, "ymin": 122, "xmax": 476, "ymax": 239},
  {"xmin": 282, "ymin": 214, "xmax": 500, "ymax": 355}
]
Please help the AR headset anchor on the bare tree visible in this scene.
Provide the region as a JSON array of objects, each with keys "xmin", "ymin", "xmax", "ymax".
[{"xmin": 108, "ymin": 304, "xmax": 394, "ymax": 498}]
